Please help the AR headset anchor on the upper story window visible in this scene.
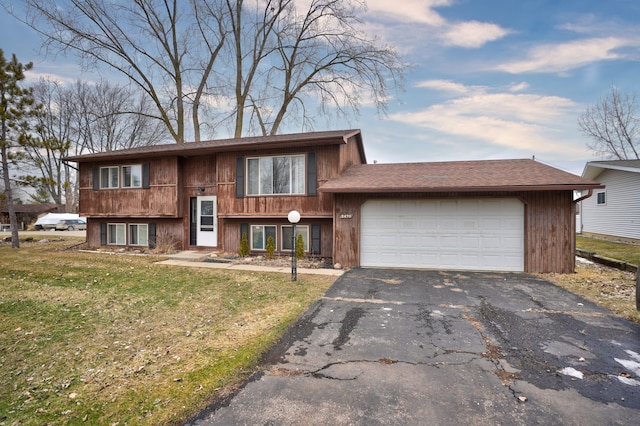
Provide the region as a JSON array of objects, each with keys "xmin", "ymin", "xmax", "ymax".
[
  {"xmin": 95, "ymin": 163, "xmax": 149, "ymax": 190},
  {"xmin": 246, "ymin": 155, "xmax": 305, "ymax": 195},
  {"xmin": 122, "ymin": 165, "xmax": 142, "ymax": 188},
  {"xmin": 596, "ymin": 191, "xmax": 606, "ymax": 205},
  {"xmin": 100, "ymin": 166, "xmax": 119, "ymax": 189}
]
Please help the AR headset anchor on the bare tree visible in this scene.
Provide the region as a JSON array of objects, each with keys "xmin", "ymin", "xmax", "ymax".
[
  {"xmin": 578, "ymin": 86, "xmax": 640, "ymax": 160},
  {"xmin": 19, "ymin": 0, "xmax": 226, "ymax": 143},
  {"xmin": 16, "ymin": 0, "xmax": 404, "ymax": 141}
]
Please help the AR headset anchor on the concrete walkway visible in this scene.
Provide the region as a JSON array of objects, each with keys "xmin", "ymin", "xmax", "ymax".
[{"xmin": 156, "ymin": 251, "xmax": 345, "ymax": 277}]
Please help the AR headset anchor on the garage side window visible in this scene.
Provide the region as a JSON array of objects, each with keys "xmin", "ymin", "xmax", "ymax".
[{"xmin": 282, "ymin": 225, "xmax": 309, "ymax": 252}]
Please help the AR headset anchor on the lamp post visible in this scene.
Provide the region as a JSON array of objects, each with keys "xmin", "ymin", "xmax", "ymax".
[{"xmin": 288, "ymin": 210, "xmax": 301, "ymax": 281}]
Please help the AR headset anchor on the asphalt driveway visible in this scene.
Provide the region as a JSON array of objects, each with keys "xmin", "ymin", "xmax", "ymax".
[{"xmin": 187, "ymin": 268, "xmax": 640, "ymax": 425}]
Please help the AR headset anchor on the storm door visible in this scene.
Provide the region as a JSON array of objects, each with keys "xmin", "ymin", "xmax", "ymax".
[{"xmin": 196, "ymin": 196, "xmax": 217, "ymax": 247}]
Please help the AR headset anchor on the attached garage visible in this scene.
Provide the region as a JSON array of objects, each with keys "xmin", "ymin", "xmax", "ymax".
[
  {"xmin": 360, "ymin": 198, "xmax": 524, "ymax": 271},
  {"xmin": 320, "ymin": 159, "xmax": 604, "ymax": 273}
]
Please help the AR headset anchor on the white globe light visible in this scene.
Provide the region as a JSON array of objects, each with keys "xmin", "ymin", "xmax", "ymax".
[{"xmin": 288, "ymin": 210, "xmax": 301, "ymax": 224}]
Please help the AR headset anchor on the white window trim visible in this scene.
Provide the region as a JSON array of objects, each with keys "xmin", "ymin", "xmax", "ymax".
[
  {"xmin": 100, "ymin": 166, "xmax": 120, "ymax": 189},
  {"xmin": 245, "ymin": 154, "xmax": 306, "ymax": 196},
  {"xmin": 122, "ymin": 164, "xmax": 143, "ymax": 188},
  {"xmin": 250, "ymin": 225, "xmax": 277, "ymax": 251},
  {"xmin": 107, "ymin": 223, "xmax": 126, "ymax": 245},
  {"xmin": 129, "ymin": 224, "xmax": 149, "ymax": 246},
  {"xmin": 282, "ymin": 225, "xmax": 309, "ymax": 252}
]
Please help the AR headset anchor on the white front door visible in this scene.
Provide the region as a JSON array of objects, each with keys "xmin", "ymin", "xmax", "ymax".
[{"xmin": 196, "ymin": 196, "xmax": 217, "ymax": 247}]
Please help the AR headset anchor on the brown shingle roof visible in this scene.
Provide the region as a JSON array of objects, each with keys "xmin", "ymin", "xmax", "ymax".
[
  {"xmin": 319, "ymin": 159, "xmax": 603, "ymax": 193},
  {"xmin": 64, "ymin": 129, "xmax": 364, "ymax": 162}
]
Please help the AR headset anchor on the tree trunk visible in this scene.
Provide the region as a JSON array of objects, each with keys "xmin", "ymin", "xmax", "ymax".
[{"xmin": 1, "ymin": 144, "xmax": 19, "ymax": 248}]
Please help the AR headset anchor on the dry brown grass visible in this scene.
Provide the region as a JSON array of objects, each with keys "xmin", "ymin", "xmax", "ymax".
[{"xmin": 542, "ymin": 260, "xmax": 639, "ymax": 325}]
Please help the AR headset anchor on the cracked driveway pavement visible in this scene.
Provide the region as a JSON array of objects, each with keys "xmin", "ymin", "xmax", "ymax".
[{"xmin": 187, "ymin": 269, "xmax": 640, "ymax": 425}]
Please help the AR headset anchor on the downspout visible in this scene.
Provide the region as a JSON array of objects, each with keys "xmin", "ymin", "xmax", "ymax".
[{"xmin": 574, "ymin": 189, "xmax": 593, "ymax": 235}]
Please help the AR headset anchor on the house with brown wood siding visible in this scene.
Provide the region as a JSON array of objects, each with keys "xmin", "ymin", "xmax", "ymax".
[{"xmin": 64, "ymin": 129, "xmax": 603, "ymax": 273}]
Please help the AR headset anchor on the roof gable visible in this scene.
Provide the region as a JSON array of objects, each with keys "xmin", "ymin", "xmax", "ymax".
[
  {"xmin": 582, "ymin": 160, "xmax": 640, "ymax": 180},
  {"xmin": 320, "ymin": 159, "xmax": 603, "ymax": 193}
]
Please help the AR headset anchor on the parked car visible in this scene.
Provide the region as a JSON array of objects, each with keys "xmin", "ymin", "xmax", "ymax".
[{"xmin": 55, "ymin": 219, "xmax": 87, "ymax": 231}]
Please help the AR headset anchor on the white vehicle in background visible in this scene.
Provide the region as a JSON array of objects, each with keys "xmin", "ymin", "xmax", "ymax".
[{"xmin": 34, "ymin": 213, "xmax": 86, "ymax": 230}]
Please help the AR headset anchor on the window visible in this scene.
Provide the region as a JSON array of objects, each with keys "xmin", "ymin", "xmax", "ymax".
[
  {"xmin": 282, "ymin": 225, "xmax": 309, "ymax": 252},
  {"xmin": 129, "ymin": 224, "xmax": 149, "ymax": 246},
  {"xmin": 107, "ymin": 223, "xmax": 126, "ymax": 245},
  {"xmin": 122, "ymin": 165, "xmax": 143, "ymax": 188},
  {"xmin": 246, "ymin": 155, "xmax": 305, "ymax": 195},
  {"xmin": 251, "ymin": 225, "xmax": 277, "ymax": 250},
  {"xmin": 100, "ymin": 166, "xmax": 119, "ymax": 189},
  {"xmin": 597, "ymin": 191, "xmax": 606, "ymax": 205}
]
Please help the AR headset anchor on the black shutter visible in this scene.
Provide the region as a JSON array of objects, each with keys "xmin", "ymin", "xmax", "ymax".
[
  {"xmin": 311, "ymin": 224, "xmax": 321, "ymax": 255},
  {"xmin": 148, "ymin": 223, "xmax": 156, "ymax": 249},
  {"xmin": 236, "ymin": 156, "xmax": 245, "ymax": 198},
  {"xmin": 93, "ymin": 166, "xmax": 100, "ymax": 190},
  {"xmin": 307, "ymin": 151, "xmax": 317, "ymax": 196},
  {"xmin": 142, "ymin": 163, "xmax": 150, "ymax": 189},
  {"xmin": 240, "ymin": 223, "xmax": 248, "ymax": 240},
  {"xmin": 100, "ymin": 222, "xmax": 107, "ymax": 245}
]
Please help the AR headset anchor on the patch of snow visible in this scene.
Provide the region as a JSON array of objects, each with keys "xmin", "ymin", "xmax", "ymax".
[
  {"xmin": 558, "ymin": 367, "xmax": 584, "ymax": 379},
  {"xmin": 615, "ymin": 355, "xmax": 640, "ymax": 377},
  {"xmin": 614, "ymin": 376, "xmax": 640, "ymax": 386},
  {"xmin": 576, "ymin": 257, "xmax": 594, "ymax": 265}
]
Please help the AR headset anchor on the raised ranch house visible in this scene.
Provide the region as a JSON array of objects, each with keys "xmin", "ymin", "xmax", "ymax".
[
  {"xmin": 64, "ymin": 129, "xmax": 603, "ymax": 273},
  {"xmin": 580, "ymin": 160, "xmax": 640, "ymax": 243}
]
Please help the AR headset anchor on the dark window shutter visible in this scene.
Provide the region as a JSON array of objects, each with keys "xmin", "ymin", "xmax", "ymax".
[
  {"xmin": 100, "ymin": 222, "xmax": 107, "ymax": 245},
  {"xmin": 307, "ymin": 151, "xmax": 317, "ymax": 196},
  {"xmin": 148, "ymin": 223, "xmax": 156, "ymax": 249},
  {"xmin": 240, "ymin": 223, "xmax": 248, "ymax": 240},
  {"xmin": 311, "ymin": 224, "xmax": 321, "ymax": 255},
  {"xmin": 236, "ymin": 156, "xmax": 245, "ymax": 198},
  {"xmin": 93, "ymin": 166, "xmax": 100, "ymax": 190},
  {"xmin": 142, "ymin": 163, "xmax": 150, "ymax": 189}
]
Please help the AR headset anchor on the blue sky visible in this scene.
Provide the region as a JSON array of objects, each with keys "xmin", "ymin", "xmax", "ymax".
[{"xmin": 2, "ymin": 0, "xmax": 640, "ymax": 175}]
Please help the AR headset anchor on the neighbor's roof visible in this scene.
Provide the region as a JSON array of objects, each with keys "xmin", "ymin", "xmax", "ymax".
[
  {"xmin": 319, "ymin": 159, "xmax": 603, "ymax": 193},
  {"xmin": 582, "ymin": 159, "xmax": 640, "ymax": 180},
  {"xmin": 64, "ymin": 129, "xmax": 365, "ymax": 163}
]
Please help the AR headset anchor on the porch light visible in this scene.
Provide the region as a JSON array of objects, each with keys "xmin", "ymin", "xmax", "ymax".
[{"xmin": 288, "ymin": 210, "xmax": 301, "ymax": 281}]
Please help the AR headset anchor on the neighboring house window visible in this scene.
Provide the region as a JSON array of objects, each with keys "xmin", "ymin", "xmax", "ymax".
[
  {"xmin": 597, "ymin": 191, "xmax": 606, "ymax": 205},
  {"xmin": 100, "ymin": 166, "xmax": 119, "ymax": 189},
  {"xmin": 129, "ymin": 224, "xmax": 149, "ymax": 246},
  {"xmin": 122, "ymin": 165, "xmax": 143, "ymax": 188},
  {"xmin": 246, "ymin": 155, "xmax": 305, "ymax": 195},
  {"xmin": 107, "ymin": 223, "xmax": 126, "ymax": 245},
  {"xmin": 251, "ymin": 225, "xmax": 277, "ymax": 250},
  {"xmin": 282, "ymin": 225, "xmax": 309, "ymax": 252}
]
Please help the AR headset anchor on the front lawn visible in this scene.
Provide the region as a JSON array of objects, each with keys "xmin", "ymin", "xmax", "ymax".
[{"xmin": 0, "ymin": 238, "xmax": 335, "ymax": 425}]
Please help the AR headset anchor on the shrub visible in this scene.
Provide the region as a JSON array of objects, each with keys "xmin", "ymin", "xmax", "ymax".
[
  {"xmin": 239, "ymin": 232, "xmax": 250, "ymax": 257},
  {"xmin": 265, "ymin": 236, "xmax": 275, "ymax": 259},
  {"xmin": 295, "ymin": 234, "xmax": 305, "ymax": 260}
]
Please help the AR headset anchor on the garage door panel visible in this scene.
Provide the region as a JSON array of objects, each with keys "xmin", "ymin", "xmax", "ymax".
[{"xmin": 361, "ymin": 199, "xmax": 524, "ymax": 271}]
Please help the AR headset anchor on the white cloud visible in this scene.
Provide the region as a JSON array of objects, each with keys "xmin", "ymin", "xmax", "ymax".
[
  {"xmin": 508, "ymin": 82, "xmax": 530, "ymax": 92},
  {"xmin": 389, "ymin": 87, "xmax": 582, "ymax": 156},
  {"xmin": 416, "ymin": 79, "xmax": 473, "ymax": 94},
  {"xmin": 495, "ymin": 37, "xmax": 631, "ymax": 74},
  {"xmin": 365, "ymin": 0, "xmax": 451, "ymax": 26},
  {"xmin": 441, "ymin": 21, "xmax": 510, "ymax": 48}
]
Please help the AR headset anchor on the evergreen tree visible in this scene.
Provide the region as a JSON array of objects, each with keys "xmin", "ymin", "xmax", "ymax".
[{"xmin": 0, "ymin": 49, "xmax": 37, "ymax": 248}]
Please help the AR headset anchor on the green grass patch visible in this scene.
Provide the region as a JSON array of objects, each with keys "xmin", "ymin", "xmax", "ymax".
[
  {"xmin": 576, "ymin": 235, "xmax": 640, "ymax": 266},
  {"xmin": 0, "ymin": 238, "xmax": 335, "ymax": 425}
]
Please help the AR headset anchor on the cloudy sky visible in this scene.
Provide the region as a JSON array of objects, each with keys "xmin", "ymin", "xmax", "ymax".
[{"xmin": 2, "ymin": 0, "xmax": 640, "ymax": 175}]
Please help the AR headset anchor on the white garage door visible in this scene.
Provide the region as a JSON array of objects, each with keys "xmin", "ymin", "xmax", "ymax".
[{"xmin": 360, "ymin": 199, "xmax": 524, "ymax": 271}]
